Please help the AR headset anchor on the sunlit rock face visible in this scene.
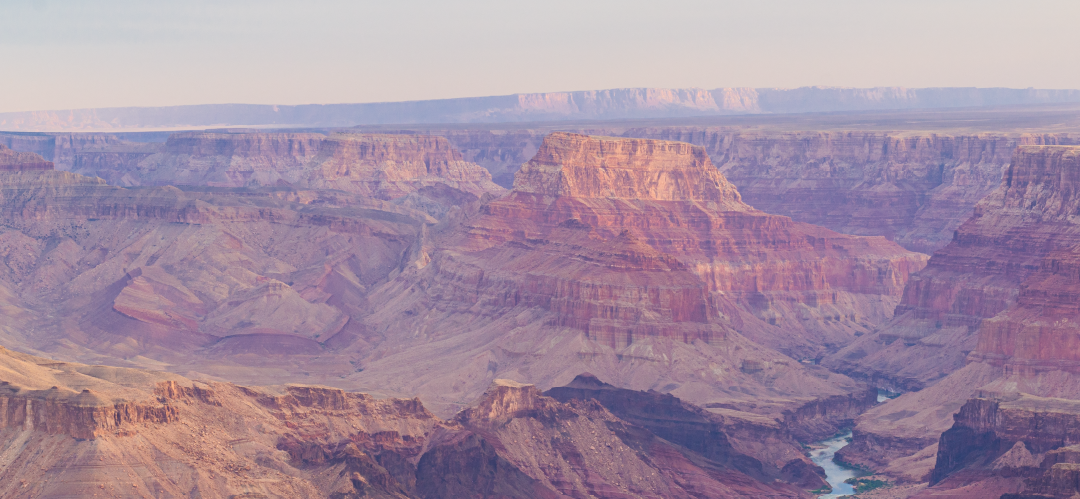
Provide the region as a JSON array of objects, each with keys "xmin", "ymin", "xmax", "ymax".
[
  {"xmin": 354, "ymin": 132, "xmax": 923, "ymax": 417},
  {"xmin": 830, "ymin": 146, "xmax": 1080, "ymax": 486}
]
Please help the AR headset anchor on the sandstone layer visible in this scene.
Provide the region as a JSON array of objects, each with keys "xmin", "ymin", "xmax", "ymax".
[
  {"xmin": 0, "ymin": 346, "xmax": 820, "ymax": 498},
  {"xmin": 0, "ymin": 143, "xmax": 53, "ymax": 171}
]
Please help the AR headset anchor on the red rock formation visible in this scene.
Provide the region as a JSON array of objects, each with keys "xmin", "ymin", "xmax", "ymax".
[
  {"xmin": 832, "ymin": 146, "xmax": 1080, "ymax": 487},
  {"xmin": 924, "ymin": 392, "xmax": 1080, "ymax": 497},
  {"xmin": 0, "ymin": 346, "xmax": 822, "ymax": 498},
  {"xmin": 353, "ymin": 132, "xmax": 923, "ymax": 418},
  {"xmin": 545, "ymin": 373, "xmax": 830, "ymax": 490},
  {"xmin": 0, "ymin": 144, "xmax": 53, "ymax": 171},
  {"xmin": 624, "ymin": 128, "xmax": 1080, "ymax": 254},
  {"xmin": 827, "ymin": 146, "xmax": 1080, "ymax": 389}
]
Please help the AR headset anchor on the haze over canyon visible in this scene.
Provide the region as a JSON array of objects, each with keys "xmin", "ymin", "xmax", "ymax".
[{"xmin": 2, "ymin": 88, "xmax": 1080, "ymax": 498}]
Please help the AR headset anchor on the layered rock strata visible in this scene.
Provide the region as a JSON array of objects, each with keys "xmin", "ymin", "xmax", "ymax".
[
  {"xmin": 352, "ymin": 132, "xmax": 923, "ymax": 419},
  {"xmin": 0, "ymin": 346, "xmax": 819, "ymax": 498},
  {"xmin": 0, "ymin": 152, "xmax": 437, "ymax": 386},
  {"xmin": 833, "ymin": 146, "xmax": 1080, "ymax": 486},
  {"xmin": 0, "ymin": 143, "xmax": 53, "ymax": 171},
  {"xmin": 386, "ymin": 128, "xmax": 1079, "ymax": 252},
  {"xmin": 923, "ymin": 393, "xmax": 1080, "ymax": 498}
]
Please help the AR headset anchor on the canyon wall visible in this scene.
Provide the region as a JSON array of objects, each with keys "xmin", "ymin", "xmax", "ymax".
[
  {"xmin": 8, "ymin": 128, "xmax": 1079, "ymax": 256},
  {"xmin": 0, "ymin": 346, "xmax": 821, "ymax": 498},
  {"xmin": 352, "ymin": 132, "xmax": 923, "ymax": 419},
  {"xmin": 0, "ymin": 143, "xmax": 53, "ymax": 171},
  {"xmin": 414, "ymin": 128, "xmax": 1079, "ymax": 253},
  {"xmin": 832, "ymin": 146, "xmax": 1080, "ymax": 488}
]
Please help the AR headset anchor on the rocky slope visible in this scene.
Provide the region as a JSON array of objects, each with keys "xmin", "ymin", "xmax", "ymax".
[
  {"xmin": 374, "ymin": 127, "xmax": 1079, "ymax": 253},
  {"xmin": 918, "ymin": 392, "xmax": 1080, "ymax": 498},
  {"xmin": 349, "ymin": 132, "xmax": 924, "ymax": 420},
  {"xmin": 831, "ymin": 146, "xmax": 1080, "ymax": 487},
  {"xmin": 0, "ymin": 346, "xmax": 822, "ymax": 498}
]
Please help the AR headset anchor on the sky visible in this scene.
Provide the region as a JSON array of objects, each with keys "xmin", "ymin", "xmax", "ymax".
[{"xmin": 1, "ymin": 0, "xmax": 1078, "ymax": 113}]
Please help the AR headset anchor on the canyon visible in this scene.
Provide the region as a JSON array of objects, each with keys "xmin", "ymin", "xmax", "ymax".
[
  {"xmin": 815, "ymin": 145, "xmax": 1080, "ymax": 498},
  {"xmin": 4, "ymin": 107, "xmax": 1080, "ymax": 498},
  {"xmin": 3, "ymin": 87, "xmax": 1080, "ymax": 131}
]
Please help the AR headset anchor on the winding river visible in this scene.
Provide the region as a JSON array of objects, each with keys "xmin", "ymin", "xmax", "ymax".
[{"xmin": 809, "ymin": 430, "xmax": 856, "ymax": 498}]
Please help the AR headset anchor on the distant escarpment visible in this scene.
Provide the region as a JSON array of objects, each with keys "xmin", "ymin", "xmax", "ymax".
[
  {"xmin": 353, "ymin": 132, "xmax": 922, "ymax": 418},
  {"xmin": 0, "ymin": 347, "xmax": 821, "ymax": 498},
  {"xmin": 396, "ymin": 128, "xmax": 1080, "ymax": 253},
  {"xmin": 3, "ymin": 87, "xmax": 1080, "ymax": 131},
  {"xmin": 831, "ymin": 146, "xmax": 1080, "ymax": 485}
]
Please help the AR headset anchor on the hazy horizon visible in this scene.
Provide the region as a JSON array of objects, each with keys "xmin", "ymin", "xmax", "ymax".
[{"xmin": 2, "ymin": 0, "xmax": 1078, "ymax": 113}]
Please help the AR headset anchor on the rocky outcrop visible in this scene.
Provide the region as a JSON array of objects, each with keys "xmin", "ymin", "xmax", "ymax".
[
  {"xmin": 0, "ymin": 347, "xmax": 821, "ymax": 498},
  {"xmin": 0, "ymin": 382, "xmax": 175, "ymax": 440},
  {"xmin": 0, "ymin": 144, "xmax": 52, "ymax": 171},
  {"xmin": 622, "ymin": 129, "xmax": 1080, "ymax": 254}
]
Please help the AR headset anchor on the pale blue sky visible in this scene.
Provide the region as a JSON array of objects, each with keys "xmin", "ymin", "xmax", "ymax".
[{"xmin": 1, "ymin": 0, "xmax": 1077, "ymax": 112}]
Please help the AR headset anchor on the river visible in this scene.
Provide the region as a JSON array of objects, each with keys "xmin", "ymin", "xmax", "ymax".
[{"xmin": 808, "ymin": 430, "xmax": 856, "ymax": 498}]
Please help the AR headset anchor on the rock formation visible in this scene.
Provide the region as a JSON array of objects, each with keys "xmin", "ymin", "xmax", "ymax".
[
  {"xmin": 351, "ymin": 132, "xmax": 924, "ymax": 420},
  {"xmin": 0, "ymin": 143, "xmax": 53, "ymax": 171},
  {"xmin": 0, "ymin": 346, "xmax": 822, "ymax": 498},
  {"xmin": 62, "ymin": 131, "xmax": 505, "ymax": 217},
  {"xmin": 832, "ymin": 146, "xmax": 1080, "ymax": 488}
]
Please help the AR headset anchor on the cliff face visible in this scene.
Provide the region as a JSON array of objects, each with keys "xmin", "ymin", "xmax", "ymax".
[
  {"xmin": 545, "ymin": 373, "xmax": 830, "ymax": 490},
  {"xmin": 126, "ymin": 132, "xmax": 503, "ymax": 213},
  {"xmin": 827, "ymin": 146, "xmax": 1080, "ymax": 390},
  {"xmin": 417, "ymin": 127, "xmax": 1080, "ymax": 252},
  {"xmin": 623, "ymin": 129, "xmax": 1080, "ymax": 254},
  {"xmin": 352, "ymin": 132, "xmax": 922, "ymax": 418},
  {"xmin": 0, "ymin": 144, "xmax": 53, "ymax": 171},
  {"xmin": 925, "ymin": 393, "xmax": 1080, "ymax": 498},
  {"xmin": 0, "ymin": 347, "xmax": 820, "ymax": 498},
  {"xmin": 830, "ymin": 146, "xmax": 1080, "ymax": 486}
]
